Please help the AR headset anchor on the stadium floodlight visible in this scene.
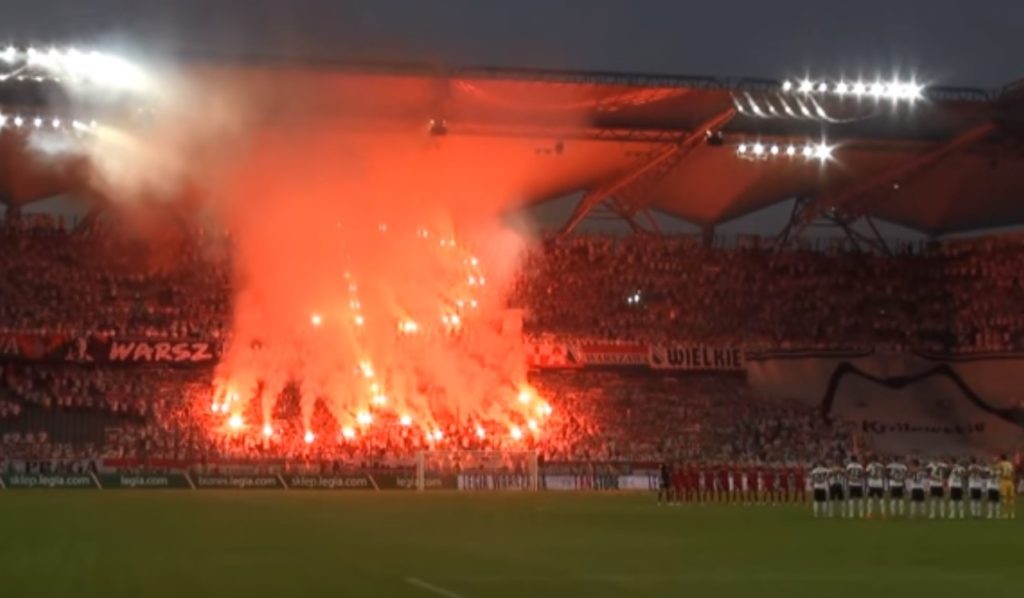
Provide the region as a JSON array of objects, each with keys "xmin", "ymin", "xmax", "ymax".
[
  {"xmin": 51, "ymin": 118, "xmax": 60, "ymax": 129},
  {"xmin": 32, "ymin": 117, "xmax": 42, "ymax": 128},
  {"xmin": 769, "ymin": 144, "xmax": 780, "ymax": 155},
  {"xmin": 752, "ymin": 142, "xmax": 765, "ymax": 155},
  {"xmin": 13, "ymin": 115, "xmax": 23, "ymax": 127},
  {"xmin": 785, "ymin": 145, "xmax": 796, "ymax": 156},
  {"xmin": 737, "ymin": 143, "xmax": 748, "ymax": 154},
  {"xmin": 1, "ymin": 46, "xmax": 14, "ymax": 62},
  {"xmin": 783, "ymin": 76, "xmax": 924, "ymax": 102},
  {"xmin": 781, "ymin": 80, "xmax": 793, "ymax": 91},
  {"xmin": 802, "ymin": 145, "xmax": 814, "ymax": 157},
  {"xmin": 0, "ymin": 114, "xmax": 5, "ymax": 128},
  {"xmin": 813, "ymin": 142, "xmax": 833, "ymax": 161}
]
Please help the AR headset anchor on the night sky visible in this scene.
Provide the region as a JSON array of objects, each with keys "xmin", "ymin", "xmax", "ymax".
[{"xmin": 3, "ymin": 0, "xmax": 1022, "ymax": 88}]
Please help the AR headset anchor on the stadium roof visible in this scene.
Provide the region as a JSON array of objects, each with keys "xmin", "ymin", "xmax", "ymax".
[{"xmin": 3, "ymin": 59, "xmax": 1024, "ymax": 236}]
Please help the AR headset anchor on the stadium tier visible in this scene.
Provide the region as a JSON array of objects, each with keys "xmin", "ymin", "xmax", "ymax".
[{"xmin": 0, "ymin": 54, "xmax": 1020, "ymax": 504}]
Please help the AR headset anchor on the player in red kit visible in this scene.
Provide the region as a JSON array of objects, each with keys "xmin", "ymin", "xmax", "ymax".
[
  {"xmin": 716, "ymin": 464, "xmax": 730, "ymax": 503},
  {"xmin": 793, "ymin": 464, "xmax": 807, "ymax": 504},
  {"xmin": 671, "ymin": 463, "xmax": 685, "ymax": 505}
]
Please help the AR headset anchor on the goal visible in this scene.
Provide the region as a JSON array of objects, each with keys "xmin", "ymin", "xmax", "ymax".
[{"xmin": 415, "ymin": 450, "xmax": 539, "ymax": 491}]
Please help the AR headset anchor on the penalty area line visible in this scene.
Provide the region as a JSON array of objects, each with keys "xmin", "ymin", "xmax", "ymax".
[{"xmin": 404, "ymin": 577, "xmax": 467, "ymax": 598}]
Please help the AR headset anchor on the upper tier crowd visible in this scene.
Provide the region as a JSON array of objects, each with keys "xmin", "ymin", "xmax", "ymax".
[
  {"xmin": 1, "ymin": 219, "xmax": 1022, "ymax": 468},
  {"xmin": 511, "ymin": 234, "xmax": 1024, "ymax": 352},
  {"xmin": 4, "ymin": 218, "xmax": 1024, "ymax": 352}
]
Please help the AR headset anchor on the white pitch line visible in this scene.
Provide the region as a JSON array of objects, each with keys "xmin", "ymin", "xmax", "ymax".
[{"xmin": 405, "ymin": 577, "xmax": 467, "ymax": 598}]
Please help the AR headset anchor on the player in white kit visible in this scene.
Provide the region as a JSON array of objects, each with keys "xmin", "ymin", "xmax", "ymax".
[
  {"xmin": 947, "ymin": 459, "xmax": 966, "ymax": 519},
  {"xmin": 967, "ymin": 457, "xmax": 986, "ymax": 518},
  {"xmin": 865, "ymin": 456, "xmax": 887, "ymax": 518},
  {"xmin": 927, "ymin": 458, "xmax": 948, "ymax": 519},
  {"xmin": 810, "ymin": 462, "xmax": 830, "ymax": 518},
  {"xmin": 908, "ymin": 460, "xmax": 929, "ymax": 518},
  {"xmin": 886, "ymin": 457, "xmax": 908, "ymax": 517},
  {"xmin": 845, "ymin": 458, "xmax": 866, "ymax": 518}
]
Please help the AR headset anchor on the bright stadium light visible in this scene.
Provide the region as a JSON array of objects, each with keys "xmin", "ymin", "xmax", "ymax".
[
  {"xmin": 51, "ymin": 118, "xmax": 61, "ymax": 129},
  {"xmin": 341, "ymin": 426, "xmax": 356, "ymax": 439},
  {"xmin": 813, "ymin": 143, "xmax": 833, "ymax": 161},
  {"xmin": 783, "ymin": 75, "xmax": 924, "ymax": 102},
  {"xmin": 227, "ymin": 414, "xmax": 244, "ymax": 430},
  {"xmin": 802, "ymin": 145, "xmax": 814, "ymax": 158},
  {"xmin": 752, "ymin": 143, "xmax": 765, "ymax": 155},
  {"xmin": 781, "ymin": 80, "xmax": 793, "ymax": 91},
  {"xmin": 737, "ymin": 143, "xmax": 748, "ymax": 154},
  {"xmin": 33, "ymin": 117, "xmax": 42, "ymax": 128},
  {"xmin": 785, "ymin": 145, "xmax": 796, "ymax": 156},
  {"xmin": 1, "ymin": 46, "xmax": 14, "ymax": 62},
  {"xmin": 769, "ymin": 144, "xmax": 780, "ymax": 155},
  {"xmin": 510, "ymin": 426, "xmax": 523, "ymax": 440}
]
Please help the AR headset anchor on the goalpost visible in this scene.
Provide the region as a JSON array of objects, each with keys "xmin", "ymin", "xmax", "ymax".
[{"xmin": 415, "ymin": 450, "xmax": 540, "ymax": 492}]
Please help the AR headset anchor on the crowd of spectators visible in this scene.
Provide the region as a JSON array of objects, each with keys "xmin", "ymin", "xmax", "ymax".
[
  {"xmin": 1, "ymin": 365, "xmax": 856, "ymax": 473},
  {"xmin": 511, "ymin": 234, "xmax": 1024, "ymax": 352},
  {"xmin": 0, "ymin": 220, "xmax": 230, "ymax": 340},
  {"xmin": 3, "ymin": 222, "xmax": 1024, "ymax": 470}
]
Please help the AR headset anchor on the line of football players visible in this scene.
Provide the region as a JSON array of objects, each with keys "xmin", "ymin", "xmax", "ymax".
[
  {"xmin": 657, "ymin": 463, "xmax": 809, "ymax": 506},
  {"xmin": 809, "ymin": 455, "xmax": 1017, "ymax": 520}
]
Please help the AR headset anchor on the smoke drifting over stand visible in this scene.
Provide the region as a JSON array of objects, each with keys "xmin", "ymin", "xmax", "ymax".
[{"xmin": 57, "ymin": 61, "xmax": 556, "ymax": 444}]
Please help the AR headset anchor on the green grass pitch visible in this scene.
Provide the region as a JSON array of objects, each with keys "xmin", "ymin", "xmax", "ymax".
[{"xmin": 0, "ymin": 492, "xmax": 1020, "ymax": 597}]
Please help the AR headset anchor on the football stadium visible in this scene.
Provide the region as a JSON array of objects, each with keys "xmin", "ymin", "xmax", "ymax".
[{"xmin": 1, "ymin": 29, "xmax": 1023, "ymax": 598}]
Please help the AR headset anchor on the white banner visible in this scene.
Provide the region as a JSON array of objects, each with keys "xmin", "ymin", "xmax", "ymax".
[{"xmin": 649, "ymin": 345, "xmax": 744, "ymax": 372}]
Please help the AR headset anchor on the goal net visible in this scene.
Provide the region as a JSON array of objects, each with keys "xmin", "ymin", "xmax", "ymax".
[{"xmin": 416, "ymin": 450, "xmax": 539, "ymax": 491}]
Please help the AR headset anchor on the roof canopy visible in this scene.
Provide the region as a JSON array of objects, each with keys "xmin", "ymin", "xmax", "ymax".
[{"xmin": 2, "ymin": 60, "xmax": 1022, "ymax": 236}]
